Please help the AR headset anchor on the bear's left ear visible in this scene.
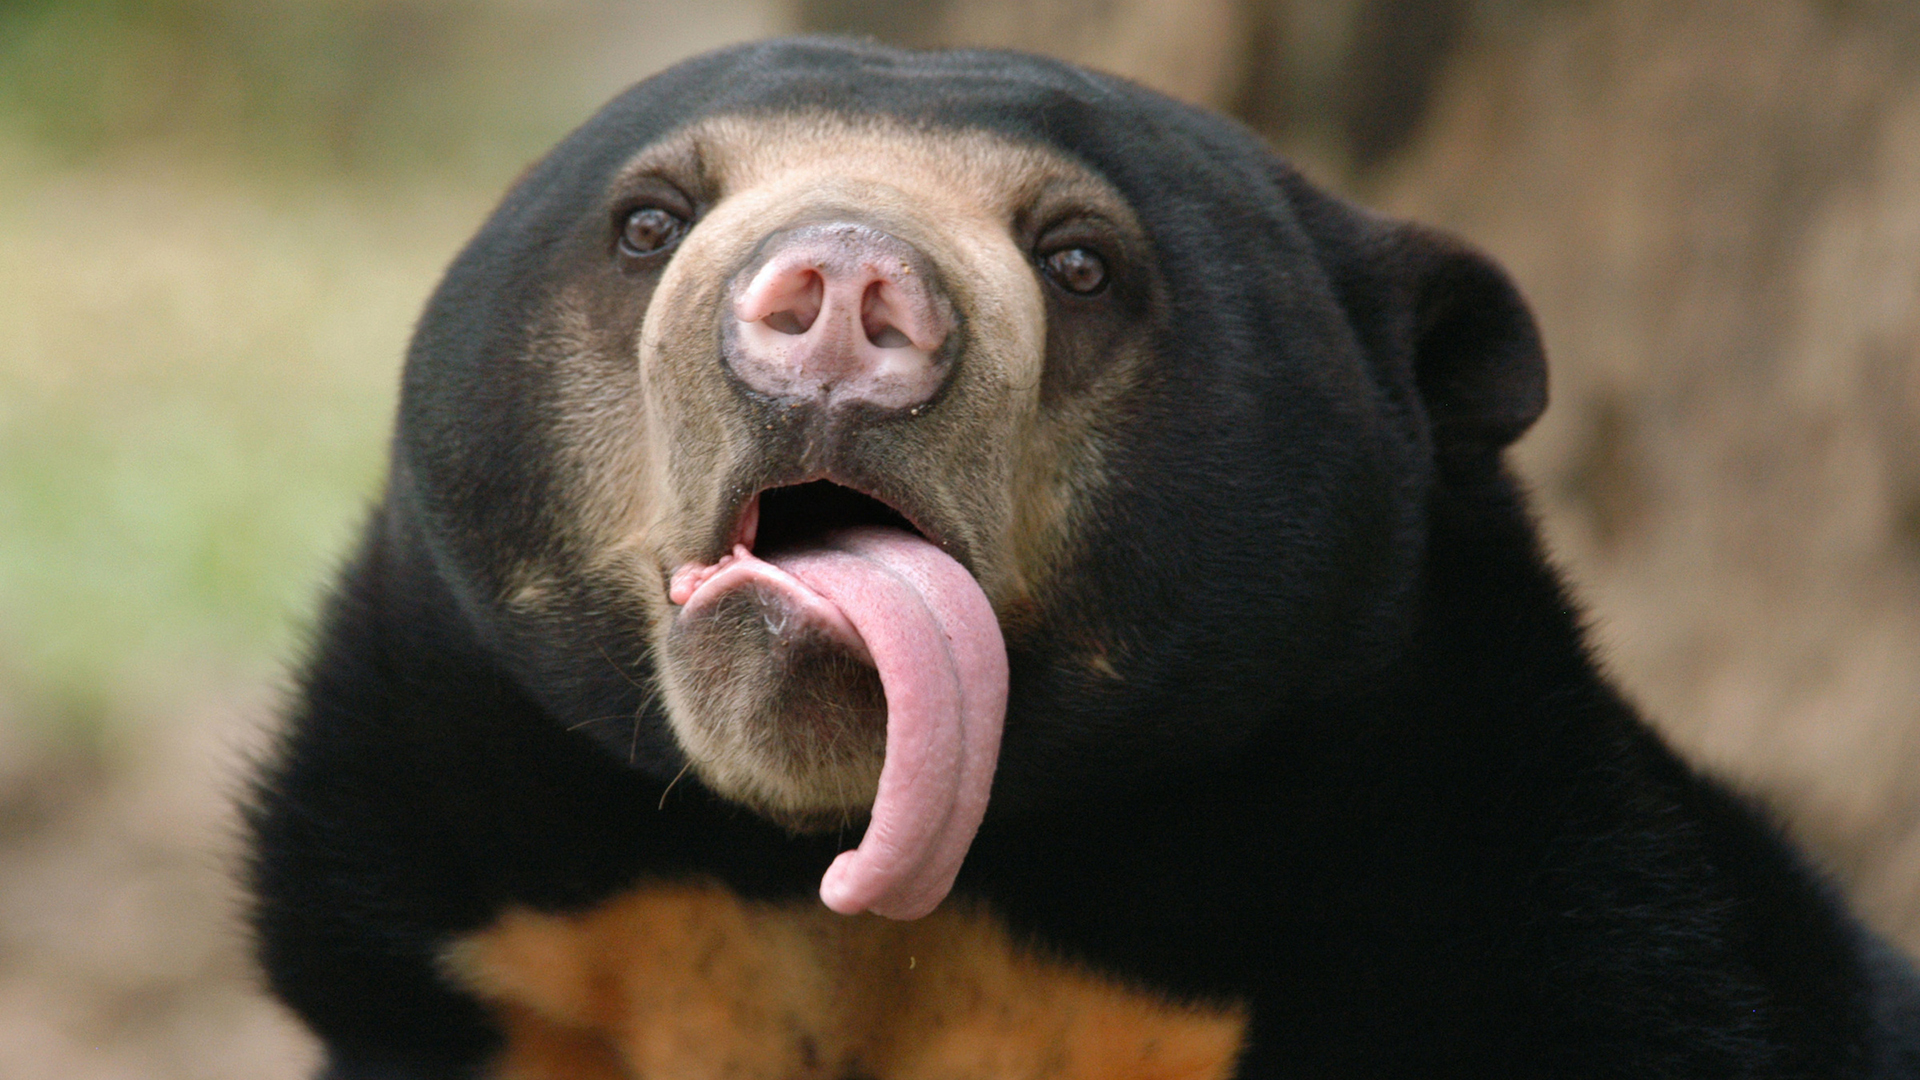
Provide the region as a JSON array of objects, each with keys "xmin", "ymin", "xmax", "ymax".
[{"xmin": 1394, "ymin": 225, "xmax": 1548, "ymax": 463}]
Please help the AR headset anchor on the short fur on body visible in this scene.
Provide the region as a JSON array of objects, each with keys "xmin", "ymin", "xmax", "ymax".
[{"xmin": 247, "ymin": 38, "xmax": 1920, "ymax": 1079}]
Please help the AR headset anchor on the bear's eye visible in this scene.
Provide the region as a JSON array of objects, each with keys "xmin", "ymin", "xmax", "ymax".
[
  {"xmin": 1042, "ymin": 246, "xmax": 1108, "ymax": 295},
  {"xmin": 619, "ymin": 206, "xmax": 687, "ymax": 258}
]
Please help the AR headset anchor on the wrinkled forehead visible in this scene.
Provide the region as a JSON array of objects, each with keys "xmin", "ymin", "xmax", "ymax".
[{"xmin": 611, "ymin": 111, "xmax": 1135, "ymax": 232}]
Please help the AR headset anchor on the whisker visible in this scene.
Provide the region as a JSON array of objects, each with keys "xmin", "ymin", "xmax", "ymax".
[
  {"xmin": 585, "ymin": 636, "xmax": 664, "ymax": 768},
  {"xmin": 594, "ymin": 637, "xmax": 649, "ymax": 692},
  {"xmin": 658, "ymin": 760, "xmax": 694, "ymax": 811},
  {"xmin": 564, "ymin": 714, "xmax": 632, "ymax": 733},
  {"xmin": 628, "ymin": 684, "xmax": 663, "ymax": 768}
]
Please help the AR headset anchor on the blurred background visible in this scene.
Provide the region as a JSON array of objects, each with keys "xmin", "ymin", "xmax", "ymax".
[{"xmin": 0, "ymin": 0, "xmax": 1915, "ymax": 1074}]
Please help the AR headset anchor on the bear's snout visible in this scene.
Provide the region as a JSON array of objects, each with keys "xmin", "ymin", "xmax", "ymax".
[{"xmin": 727, "ymin": 221, "xmax": 954, "ymax": 412}]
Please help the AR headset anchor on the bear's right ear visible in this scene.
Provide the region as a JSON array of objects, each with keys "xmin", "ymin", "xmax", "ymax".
[{"xmin": 1392, "ymin": 226, "xmax": 1548, "ymax": 465}]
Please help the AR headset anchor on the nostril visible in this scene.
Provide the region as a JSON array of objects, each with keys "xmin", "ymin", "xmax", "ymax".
[
  {"xmin": 868, "ymin": 325, "xmax": 911, "ymax": 349},
  {"xmin": 764, "ymin": 310, "xmax": 809, "ymax": 336},
  {"xmin": 745, "ymin": 266, "xmax": 824, "ymax": 337},
  {"xmin": 860, "ymin": 279, "xmax": 914, "ymax": 350}
]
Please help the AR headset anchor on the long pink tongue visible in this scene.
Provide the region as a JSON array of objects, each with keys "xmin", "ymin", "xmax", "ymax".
[{"xmin": 768, "ymin": 526, "xmax": 1006, "ymax": 920}]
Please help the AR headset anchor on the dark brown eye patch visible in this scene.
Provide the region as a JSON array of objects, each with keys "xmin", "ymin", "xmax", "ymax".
[{"xmin": 1042, "ymin": 246, "xmax": 1108, "ymax": 295}]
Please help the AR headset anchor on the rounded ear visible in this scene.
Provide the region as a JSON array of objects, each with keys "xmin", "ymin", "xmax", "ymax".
[{"xmin": 1395, "ymin": 226, "xmax": 1548, "ymax": 462}]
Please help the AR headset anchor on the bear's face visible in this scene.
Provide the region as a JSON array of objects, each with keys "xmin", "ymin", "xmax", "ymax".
[
  {"xmin": 621, "ymin": 115, "xmax": 1153, "ymax": 832},
  {"xmin": 394, "ymin": 40, "xmax": 1541, "ymax": 916}
]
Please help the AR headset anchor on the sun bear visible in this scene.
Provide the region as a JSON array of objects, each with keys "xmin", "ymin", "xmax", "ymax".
[{"xmin": 247, "ymin": 38, "xmax": 1920, "ymax": 1078}]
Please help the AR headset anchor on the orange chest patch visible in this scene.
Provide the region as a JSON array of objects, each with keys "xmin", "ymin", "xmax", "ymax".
[{"xmin": 444, "ymin": 881, "xmax": 1248, "ymax": 1080}]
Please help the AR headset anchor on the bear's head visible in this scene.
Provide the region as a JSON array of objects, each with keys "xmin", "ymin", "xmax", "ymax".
[{"xmin": 393, "ymin": 39, "xmax": 1546, "ymax": 917}]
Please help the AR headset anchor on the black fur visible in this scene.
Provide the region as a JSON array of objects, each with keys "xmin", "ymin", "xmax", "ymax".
[{"xmin": 248, "ymin": 38, "xmax": 1920, "ymax": 1078}]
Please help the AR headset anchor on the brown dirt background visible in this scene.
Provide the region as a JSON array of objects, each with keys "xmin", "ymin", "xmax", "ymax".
[{"xmin": 1, "ymin": 1, "xmax": 1915, "ymax": 1075}]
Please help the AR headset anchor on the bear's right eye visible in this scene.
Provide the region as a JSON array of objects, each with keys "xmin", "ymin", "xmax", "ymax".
[
  {"xmin": 619, "ymin": 206, "xmax": 687, "ymax": 258},
  {"xmin": 1043, "ymin": 246, "xmax": 1109, "ymax": 295}
]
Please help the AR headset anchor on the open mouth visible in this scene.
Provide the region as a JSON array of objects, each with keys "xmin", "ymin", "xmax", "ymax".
[
  {"xmin": 747, "ymin": 480, "xmax": 925, "ymax": 558},
  {"xmin": 672, "ymin": 480, "xmax": 931, "ymax": 617}
]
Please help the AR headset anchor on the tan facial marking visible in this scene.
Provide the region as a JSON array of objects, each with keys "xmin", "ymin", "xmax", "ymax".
[
  {"xmin": 445, "ymin": 881, "xmax": 1248, "ymax": 1080},
  {"xmin": 520, "ymin": 111, "xmax": 1154, "ymax": 822},
  {"xmin": 629, "ymin": 113, "xmax": 1071, "ymax": 583},
  {"xmin": 578, "ymin": 111, "xmax": 1146, "ymax": 600}
]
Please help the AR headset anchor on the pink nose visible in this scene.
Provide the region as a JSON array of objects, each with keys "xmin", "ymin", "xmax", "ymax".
[{"xmin": 727, "ymin": 223, "xmax": 953, "ymax": 410}]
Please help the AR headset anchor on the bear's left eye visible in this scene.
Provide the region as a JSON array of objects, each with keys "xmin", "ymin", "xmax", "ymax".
[
  {"xmin": 1042, "ymin": 246, "xmax": 1109, "ymax": 295},
  {"xmin": 620, "ymin": 206, "xmax": 687, "ymax": 258}
]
